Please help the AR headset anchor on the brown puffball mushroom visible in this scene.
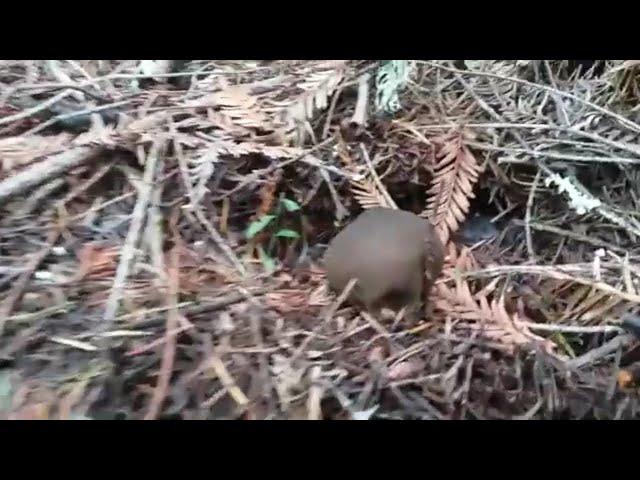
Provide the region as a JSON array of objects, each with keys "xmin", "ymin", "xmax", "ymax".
[{"xmin": 323, "ymin": 207, "xmax": 445, "ymax": 321}]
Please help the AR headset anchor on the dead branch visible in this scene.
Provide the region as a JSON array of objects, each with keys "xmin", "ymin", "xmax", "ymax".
[
  {"xmin": 103, "ymin": 139, "xmax": 163, "ymax": 323},
  {"xmin": 0, "ymin": 146, "xmax": 102, "ymax": 205}
]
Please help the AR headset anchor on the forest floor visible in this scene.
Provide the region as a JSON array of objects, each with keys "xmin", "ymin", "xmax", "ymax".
[{"xmin": 1, "ymin": 60, "xmax": 640, "ymax": 419}]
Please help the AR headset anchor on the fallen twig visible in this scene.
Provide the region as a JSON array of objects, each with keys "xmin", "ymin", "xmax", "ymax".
[
  {"xmin": 519, "ymin": 322, "xmax": 623, "ymax": 335},
  {"xmin": 0, "ymin": 146, "xmax": 102, "ymax": 205},
  {"xmin": 0, "ymin": 90, "xmax": 72, "ymax": 127},
  {"xmin": 291, "ymin": 278, "xmax": 357, "ymax": 363},
  {"xmin": 525, "ymin": 169, "xmax": 541, "ymax": 262},
  {"xmin": 465, "ymin": 265, "xmax": 640, "ymax": 304},
  {"xmin": 103, "ymin": 138, "xmax": 164, "ymax": 323},
  {"xmin": 207, "ymin": 354, "xmax": 250, "ymax": 409},
  {"xmin": 144, "ymin": 241, "xmax": 180, "ymax": 420},
  {"xmin": 424, "ymin": 61, "xmax": 640, "ymax": 135},
  {"xmin": 565, "ymin": 333, "xmax": 637, "ymax": 370}
]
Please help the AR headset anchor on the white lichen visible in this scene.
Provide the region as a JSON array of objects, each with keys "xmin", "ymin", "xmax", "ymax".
[
  {"xmin": 375, "ymin": 60, "xmax": 415, "ymax": 114},
  {"xmin": 544, "ymin": 172, "xmax": 602, "ymax": 215}
]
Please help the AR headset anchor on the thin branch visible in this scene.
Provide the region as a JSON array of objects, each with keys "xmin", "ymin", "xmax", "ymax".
[
  {"xmin": 464, "ymin": 265, "xmax": 640, "ymax": 304},
  {"xmin": 0, "ymin": 146, "xmax": 101, "ymax": 205},
  {"xmin": 424, "ymin": 61, "xmax": 640, "ymax": 134},
  {"xmin": 103, "ymin": 139, "xmax": 164, "ymax": 323},
  {"xmin": 519, "ymin": 322, "xmax": 623, "ymax": 335},
  {"xmin": 407, "ymin": 122, "xmax": 640, "ymax": 159},
  {"xmin": 0, "ymin": 90, "xmax": 73, "ymax": 126},
  {"xmin": 468, "ymin": 141, "xmax": 640, "ymax": 166},
  {"xmin": 565, "ymin": 333, "xmax": 636, "ymax": 370},
  {"xmin": 144, "ymin": 241, "xmax": 179, "ymax": 420},
  {"xmin": 525, "ymin": 170, "xmax": 541, "ymax": 262},
  {"xmin": 359, "ymin": 144, "xmax": 397, "ymax": 209}
]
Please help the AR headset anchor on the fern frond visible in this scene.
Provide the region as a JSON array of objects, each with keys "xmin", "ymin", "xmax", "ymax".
[
  {"xmin": 187, "ymin": 85, "xmax": 274, "ymax": 133},
  {"xmin": 188, "ymin": 147, "xmax": 218, "ymax": 206},
  {"xmin": 283, "ymin": 62, "xmax": 346, "ymax": 127},
  {"xmin": 433, "ymin": 265, "xmax": 555, "ymax": 354},
  {"xmin": 350, "ymin": 177, "xmax": 393, "ymax": 210},
  {"xmin": 423, "ymin": 130, "xmax": 484, "ymax": 243},
  {"xmin": 431, "ymin": 246, "xmax": 556, "ymax": 353},
  {"xmin": 72, "ymin": 115, "xmax": 118, "ymax": 148}
]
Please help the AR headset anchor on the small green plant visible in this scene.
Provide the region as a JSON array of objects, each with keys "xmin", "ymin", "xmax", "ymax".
[{"xmin": 245, "ymin": 195, "xmax": 303, "ymax": 272}]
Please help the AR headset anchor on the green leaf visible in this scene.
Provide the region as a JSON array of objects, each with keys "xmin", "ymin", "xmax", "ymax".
[
  {"xmin": 257, "ymin": 245, "xmax": 276, "ymax": 273},
  {"xmin": 275, "ymin": 229, "xmax": 300, "ymax": 239},
  {"xmin": 280, "ymin": 198, "xmax": 301, "ymax": 212},
  {"xmin": 245, "ymin": 215, "xmax": 276, "ymax": 239}
]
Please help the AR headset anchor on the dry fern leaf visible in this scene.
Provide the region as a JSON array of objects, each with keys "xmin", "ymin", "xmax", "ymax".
[
  {"xmin": 281, "ymin": 61, "xmax": 347, "ymax": 127},
  {"xmin": 188, "ymin": 85, "xmax": 275, "ymax": 132},
  {"xmin": 423, "ymin": 129, "xmax": 484, "ymax": 244},
  {"xmin": 434, "ymin": 278, "xmax": 555, "ymax": 354},
  {"xmin": 443, "ymin": 243, "xmax": 478, "ymax": 271},
  {"xmin": 174, "ymin": 132, "xmax": 209, "ymax": 150},
  {"xmin": 350, "ymin": 176, "xmax": 394, "ymax": 210},
  {"xmin": 433, "ymin": 245, "xmax": 555, "ymax": 354},
  {"xmin": 185, "ymin": 146, "xmax": 219, "ymax": 206},
  {"xmin": 118, "ymin": 112, "xmax": 170, "ymax": 144},
  {"xmin": 204, "ymin": 109, "xmax": 253, "ymax": 138},
  {"xmin": 0, "ymin": 134, "xmax": 73, "ymax": 173},
  {"xmin": 72, "ymin": 115, "xmax": 118, "ymax": 148}
]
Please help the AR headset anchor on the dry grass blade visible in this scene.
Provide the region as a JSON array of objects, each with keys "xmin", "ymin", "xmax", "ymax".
[
  {"xmin": 528, "ymin": 276, "xmax": 630, "ymax": 328},
  {"xmin": 561, "ymin": 287, "xmax": 624, "ymax": 324},
  {"xmin": 423, "ymin": 129, "xmax": 484, "ymax": 243},
  {"xmin": 468, "ymin": 265, "xmax": 640, "ymax": 305}
]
